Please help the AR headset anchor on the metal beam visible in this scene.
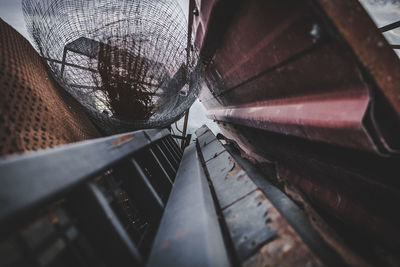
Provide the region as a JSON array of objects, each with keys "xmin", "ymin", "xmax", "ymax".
[
  {"xmin": 181, "ymin": 110, "xmax": 190, "ymax": 150},
  {"xmin": 67, "ymin": 183, "xmax": 143, "ymax": 267},
  {"xmin": 0, "ymin": 129, "xmax": 169, "ymax": 232},
  {"xmin": 224, "ymin": 145, "xmax": 346, "ymax": 267},
  {"xmin": 147, "ymin": 144, "xmax": 230, "ymax": 267},
  {"xmin": 131, "ymin": 158, "xmax": 165, "ymax": 208},
  {"xmin": 380, "ymin": 20, "xmax": 400, "ymax": 32},
  {"xmin": 43, "ymin": 56, "xmax": 97, "ymax": 73},
  {"xmin": 196, "ymin": 126, "xmax": 347, "ymax": 266}
]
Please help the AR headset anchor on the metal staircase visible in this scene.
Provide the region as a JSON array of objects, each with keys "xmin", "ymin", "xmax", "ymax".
[
  {"xmin": 0, "ymin": 129, "xmax": 181, "ymax": 266},
  {"xmin": 0, "ymin": 126, "xmax": 354, "ymax": 267}
]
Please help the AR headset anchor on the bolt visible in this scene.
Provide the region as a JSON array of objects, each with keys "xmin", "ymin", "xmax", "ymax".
[
  {"xmin": 310, "ymin": 24, "xmax": 322, "ymax": 43},
  {"xmin": 193, "ymin": 7, "xmax": 199, "ymax": 16}
]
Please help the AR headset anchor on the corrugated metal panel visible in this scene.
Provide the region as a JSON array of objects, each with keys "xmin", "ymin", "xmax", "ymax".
[
  {"xmin": 193, "ymin": 0, "xmax": 400, "ymax": 155},
  {"xmin": 192, "ymin": 0, "xmax": 400, "ymax": 258}
]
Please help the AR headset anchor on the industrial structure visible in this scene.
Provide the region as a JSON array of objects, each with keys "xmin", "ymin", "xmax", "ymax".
[{"xmin": 1, "ymin": 0, "xmax": 400, "ymax": 266}]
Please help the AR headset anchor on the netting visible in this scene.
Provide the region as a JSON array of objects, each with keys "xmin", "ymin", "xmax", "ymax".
[{"xmin": 22, "ymin": 0, "xmax": 199, "ymax": 134}]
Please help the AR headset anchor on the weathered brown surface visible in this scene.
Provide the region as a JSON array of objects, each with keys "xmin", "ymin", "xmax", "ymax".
[
  {"xmin": 195, "ymin": 0, "xmax": 400, "ymax": 154},
  {"xmin": 243, "ymin": 203, "xmax": 324, "ymax": 267},
  {"xmin": 197, "ymin": 127, "xmax": 325, "ymax": 266},
  {"xmin": 193, "ymin": 0, "xmax": 400, "ymax": 263},
  {"xmin": 218, "ymin": 122, "xmax": 400, "ymax": 265},
  {"xmin": 0, "ymin": 19, "xmax": 100, "ymax": 157},
  {"xmin": 196, "ymin": 126, "xmax": 371, "ymax": 267},
  {"xmin": 313, "ymin": 0, "xmax": 400, "ymax": 152}
]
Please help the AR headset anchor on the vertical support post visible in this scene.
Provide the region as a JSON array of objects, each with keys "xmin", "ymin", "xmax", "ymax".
[
  {"xmin": 181, "ymin": 110, "xmax": 190, "ymax": 150},
  {"xmin": 180, "ymin": 0, "xmax": 195, "ymax": 151},
  {"xmin": 186, "ymin": 0, "xmax": 195, "ymax": 70}
]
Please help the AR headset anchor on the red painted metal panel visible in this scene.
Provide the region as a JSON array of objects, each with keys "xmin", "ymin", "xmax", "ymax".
[
  {"xmin": 192, "ymin": 0, "xmax": 400, "ymax": 258},
  {"xmin": 208, "ymin": 91, "xmax": 374, "ymax": 151},
  {"xmin": 193, "ymin": 0, "xmax": 400, "ymax": 154}
]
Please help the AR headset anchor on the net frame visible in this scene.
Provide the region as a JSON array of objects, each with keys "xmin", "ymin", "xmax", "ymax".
[{"xmin": 23, "ymin": 0, "xmax": 199, "ymax": 134}]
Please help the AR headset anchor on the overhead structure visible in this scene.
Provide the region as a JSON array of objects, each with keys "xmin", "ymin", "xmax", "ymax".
[
  {"xmin": 23, "ymin": 0, "xmax": 199, "ymax": 134},
  {"xmin": 192, "ymin": 0, "xmax": 400, "ymax": 264}
]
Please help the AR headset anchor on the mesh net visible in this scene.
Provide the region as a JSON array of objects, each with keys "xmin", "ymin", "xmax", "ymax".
[{"xmin": 22, "ymin": 0, "xmax": 199, "ymax": 134}]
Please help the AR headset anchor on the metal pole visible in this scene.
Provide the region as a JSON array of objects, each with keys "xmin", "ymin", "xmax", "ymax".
[
  {"xmin": 186, "ymin": 0, "xmax": 195, "ymax": 68},
  {"xmin": 380, "ymin": 20, "xmax": 400, "ymax": 32},
  {"xmin": 181, "ymin": 110, "xmax": 189, "ymax": 150},
  {"xmin": 180, "ymin": 0, "xmax": 195, "ymax": 151},
  {"xmin": 60, "ymin": 48, "xmax": 68, "ymax": 78}
]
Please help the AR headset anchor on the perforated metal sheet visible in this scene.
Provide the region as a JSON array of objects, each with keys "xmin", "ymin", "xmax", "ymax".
[{"xmin": 0, "ymin": 19, "xmax": 100, "ymax": 156}]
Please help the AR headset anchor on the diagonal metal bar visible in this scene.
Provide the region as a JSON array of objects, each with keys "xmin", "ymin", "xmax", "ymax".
[
  {"xmin": 147, "ymin": 144, "xmax": 230, "ymax": 267},
  {"xmin": 131, "ymin": 158, "xmax": 165, "ymax": 208},
  {"xmin": 380, "ymin": 20, "xmax": 400, "ymax": 32},
  {"xmin": 0, "ymin": 129, "xmax": 169, "ymax": 231},
  {"xmin": 68, "ymin": 182, "xmax": 143, "ymax": 267},
  {"xmin": 149, "ymin": 148, "xmax": 173, "ymax": 184}
]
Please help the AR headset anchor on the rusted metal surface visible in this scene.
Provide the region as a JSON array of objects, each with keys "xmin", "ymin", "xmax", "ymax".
[
  {"xmin": 243, "ymin": 203, "xmax": 323, "ymax": 267},
  {"xmin": 198, "ymin": 132, "xmax": 226, "ymax": 162},
  {"xmin": 195, "ymin": 126, "xmax": 351, "ymax": 266},
  {"xmin": 224, "ymin": 141, "xmax": 372, "ymax": 267},
  {"xmin": 112, "ymin": 134, "xmax": 136, "ymax": 147},
  {"xmin": 192, "ymin": 0, "xmax": 218, "ymax": 51},
  {"xmin": 218, "ymin": 122, "xmax": 400, "ymax": 264},
  {"xmin": 275, "ymin": 163, "xmax": 400, "ymax": 254},
  {"xmin": 0, "ymin": 19, "xmax": 100, "ymax": 157},
  {"xmin": 312, "ymin": 0, "xmax": 400, "ymax": 152},
  {"xmin": 221, "ymin": 189, "xmax": 278, "ymax": 262},
  {"xmin": 203, "ymin": 149, "xmax": 257, "ymax": 209},
  {"xmin": 193, "ymin": 0, "xmax": 400, "ymax": 154},
  {"xmin": 208, "ymin": 92, "xmax": 373, "ymax": 151},
  {"xmin": 192, "ymin": 0, "xmax": 400, "ymax": 262},
  {"xmin": 192, "ymin": 0, "xmax": 242, "ymax": 62}
]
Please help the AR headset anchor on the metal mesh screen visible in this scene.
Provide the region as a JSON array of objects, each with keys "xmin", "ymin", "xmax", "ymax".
[{"xmin": 22, "ymin": 0, "xmax": 199, "ymax": 134}]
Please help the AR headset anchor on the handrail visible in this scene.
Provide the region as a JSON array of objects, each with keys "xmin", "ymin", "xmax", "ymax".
[{"xmin": 0, "ymin": 128, "xmax": 170, "ymax": 230}]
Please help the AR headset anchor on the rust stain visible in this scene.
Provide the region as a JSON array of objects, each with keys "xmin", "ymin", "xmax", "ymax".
[
  {"xmin": 0, "ymin": 20, "xmax": 100, "ymax": 157},
  {"xmin": 226, "ymin": 166, "xmax": 239, "ymax": 179},
  {"xmin": 161, "ymin": 239, "xmax": 170, "ymax": 249},
  {"xmin": 175, "ymin": 230, "xmax": 184, "ymax": 238},
  {"xmin": 237, "ymin": 173, "xmax": 246, "ymax": 181},
  {"xmin": 256, "ymin": 193, "xmax": 267, "ymax": 201},
  {"xmin": 113, "ymin": 134, "xmax": 135, "ymax": 147},
  {"xmin": 244, "ymin": 199, "xmax": 324, "ymax": 267}
]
